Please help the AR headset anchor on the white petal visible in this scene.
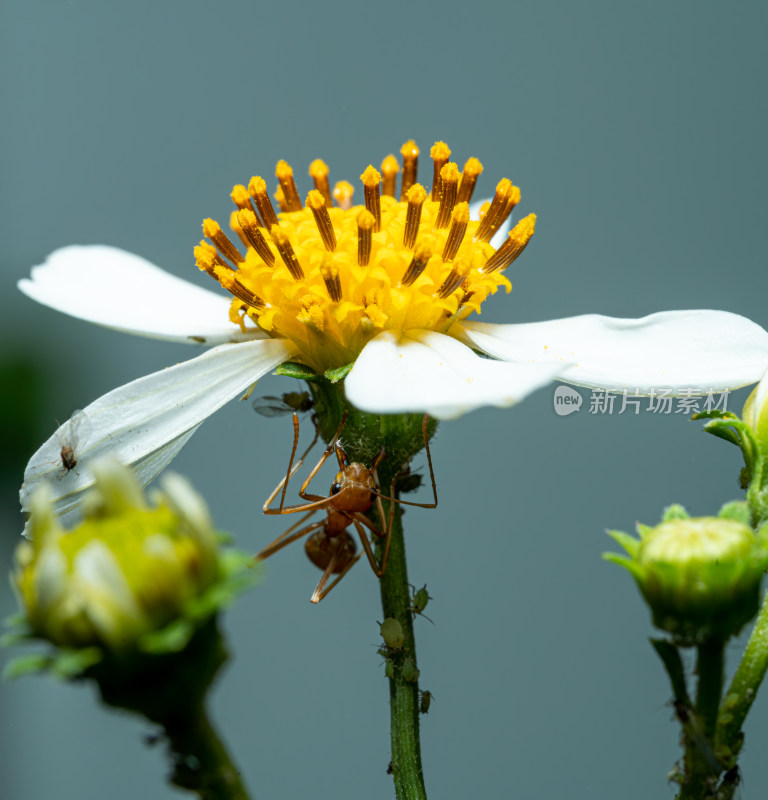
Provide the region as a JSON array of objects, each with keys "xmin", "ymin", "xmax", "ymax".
[
  {"xmin": 20, "ymin": 338, "xmax": 297, "ymax": 532},
  {"xmin": 18, "ymin": 245, "xmax": 267, "ymax": 345},
  {"xmin": 459, "ymin": 311, "xmax": 768, "ymax": 393},
  {"xmin": 344, "ymin": 330, "xmax": 564, "ymax": 420},
  {"xmin": 469, "ymin": 198, "xmax": 514, "ymax": 249}
]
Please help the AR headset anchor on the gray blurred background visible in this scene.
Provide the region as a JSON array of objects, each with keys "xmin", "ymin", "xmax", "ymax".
[{"xmin": 2, "ymin": 0, "xmax": 767, "ymax": 797}]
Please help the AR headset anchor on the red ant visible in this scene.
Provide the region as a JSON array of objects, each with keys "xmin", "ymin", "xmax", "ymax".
[{"xmin": 258, "ymin": 412, "xmax": 438, "ymax": 603}]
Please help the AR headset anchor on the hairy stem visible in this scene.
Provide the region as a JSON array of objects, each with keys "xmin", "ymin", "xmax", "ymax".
[{"xmin": 376, "ymin": 496, "xmax": 427, "ymax": 800}]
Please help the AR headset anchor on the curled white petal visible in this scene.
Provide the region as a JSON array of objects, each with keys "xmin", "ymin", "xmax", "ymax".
[
  {"xmin": 469, "ymin": 198, "xmax": 514, "ymax": 249},
  {"xmin": 18, "ymin": 245, "xmax": 266, "ymax": 345},
  {"xmin": 20, "ymin": 338, "xmax": 297, "ymax": 532},
  {"xmin": 459, "ymin": 311, "xmax": 768, "ymax": 394},
  {"xmin": 345, "ymin": 329, "xmax": 564, "ymax": 420}
]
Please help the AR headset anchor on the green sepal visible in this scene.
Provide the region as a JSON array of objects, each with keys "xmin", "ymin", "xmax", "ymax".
[
  {"xmin": 51, "ymin": 647, "xmax": 103, "ymax": 678},
  {"xmin": 274, "ymin": 361, "xmax": 321, "ymax": 381},
  {"xmin": 662, "ymin": 504, "xmax": 690, "ymax": 522},
  {"xmin": 605, "ymin": 529, "xmax": 641, "ymax": 557},
  {"xmin": 602, "ymin": 551, "xmax": 643, "ymax": 580},
  {"xmin": 324, "ymin": 362, "xmax": 355, "ymax": 383},
  {"xmin": 3, "ymin": 653, "xmax": 51, "ymax": 680},
  {"xmin": 635, "ymin": 523, "xmax": 654, "ymax": 539}
]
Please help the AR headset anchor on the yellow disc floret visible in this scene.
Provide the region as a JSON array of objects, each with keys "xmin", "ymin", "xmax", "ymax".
[{"xmin": 196, "ymin": 140, "xmax": 536, "ymax": 373}]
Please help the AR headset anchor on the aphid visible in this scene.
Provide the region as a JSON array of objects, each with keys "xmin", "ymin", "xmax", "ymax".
[
  {"xmin": 55, "ymin": 410, "xmax": 90, "ymax": 476},
  {"xmin": 408, "ymin": 584, "xmax": 434, "ymax": 622},
  {"xmin": 419, "ymin": 690, "xmax": 434, "ymax": 714},
  {"xmin": 252, "ymin": 391, "xmax": 314, "ymax": 418},
  {"xmin": 386, "ymin": 761, "xmax": 393, "ymax": 775},
  {"xmin": 258, "ymin": 412, "xmax": 437, "ymax": 603}
]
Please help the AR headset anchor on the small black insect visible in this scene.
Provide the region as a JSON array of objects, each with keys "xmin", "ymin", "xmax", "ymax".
[{"xmin": 252, "ymin": 391, "xmax": 315, "ymax": 418}]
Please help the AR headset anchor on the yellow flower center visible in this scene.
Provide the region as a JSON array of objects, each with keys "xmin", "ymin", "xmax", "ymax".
[{"xmin": 195, "ymin": 140, "xmax": 536, "ymax": 373}]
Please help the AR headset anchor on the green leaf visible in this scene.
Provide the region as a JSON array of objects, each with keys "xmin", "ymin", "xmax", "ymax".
[
  {"xmin": 324, "ymin": 362, "xmax": 354, "ymax": 383},
  {"xmin": 274, "ymin": 361, "xmax": 321, "ymax": 381}
]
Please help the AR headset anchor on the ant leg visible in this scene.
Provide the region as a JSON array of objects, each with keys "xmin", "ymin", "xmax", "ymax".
[
  {"xmin": 352, "ymin": 516, "xmax": 385, "ymax": 577},
  {"xmin": 263, "ymin": 413, "xmax": 321, "ymax": 513},
  {"xmin": 255, "ymin": 514, "xmax": 325, "ymax": 560},
  {"xmin": 310, "ymin": 548, "xmax": 362, "ymax": 604},
  {"xmin": 297, "ymin": 411, "xmax": 350, "ymax": 502},
  {"xmin": 372, "ymin": 414, "xmax": 438, "ymax": 509}
]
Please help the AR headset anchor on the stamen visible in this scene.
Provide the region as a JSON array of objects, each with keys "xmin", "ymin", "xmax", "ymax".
[
  {"xmin": 357, "ymin": 209, "xmax": 375, "ymax": 266},
  {"xmin": 430, "ymin": 141, "xmax": 451, "ymax": 201},
  {"xmin": 403, "ymin": 184, "xmax": 427, "ymax": 249},
  {"xmin": 474, "ymin": 179, "xmax": 519, "ymax": 243},
  {"xmin": 306, "ymin": 190, "xmax": 337, "ymax": 251},
  {"xmin": 275, "ymin": 160, "xmax": 303, "ymax": 212},
  {"xmin": 194, "ymin": 241, "xmax": 227, "ymax": 276},
  {"xmin": 333, "ymin": 180, "xmax": 354, "ymax": 210},
  {"xmin": 482, "ymin": 214, "xmax": 536, "ymax": 273},
  {"xmin": 400, "ymin": 140, "xmax": 419, "ymax": 200},
  {"xmin": 381, "ymin": 154, "xmax": 400, "ymax": 197},
  {"xmin": 203, "ymin": 218, "xmax": 244, "ymax": 266},
  {"xmin": 309, "ymin": 159, "xmax": 333, "ymax": 207},
  {"xmin": 319, "ymin": 255, "xmax": 342, "ymax": 302},
  {"xmin": 441, "ymin": 202, "xmax": 469, "ymax": 262},
  {"xmin": 270, "ymin": 225, "xmax": 305, "ymax": 279},
  {"xmin": 456, "ymin": 158, "xmax": 483, "ymax": 204},
  {"xmin": 248, "ymin": 176, "xmax": 280, "ymax": 230},
  {"xmin": 230, "ymin": 211, "xmax": 250, "ymax": 249},
  {"xmin": 400, "ymin": 241, "xmax": 432, "ymax": 287},
  {"xmin": 237, "ymin": 209, "xmax": 276, "ymax": 265},
  {"xmin": 361, "ymin": 165, "xmax": 382, "ymax": 232},
  {"xmin": 274, "ymin": 184, "xmax": 289, "ymax": 212},
  {"xmin": 435, "ymin": 163, "xmax": 459, "ymax": 229},
  {"xmin": 231, "ymin": 184, "xmax": 263, "ymax": 226},
  {"xmin": 435, "ymin": 259, "xmax": 470, "ymax": 299},
  {"xmin": 228, "ymin": 275, "xmax": 265, "ymax": 309}
]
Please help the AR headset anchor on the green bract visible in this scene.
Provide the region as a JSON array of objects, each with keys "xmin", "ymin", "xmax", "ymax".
[{"xmin": 605, "ymin": 505, "xmax": 768, "ymax": 644}]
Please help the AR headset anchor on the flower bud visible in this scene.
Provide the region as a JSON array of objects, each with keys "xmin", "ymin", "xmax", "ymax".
[
  {"xmin": 13, "ymin": 458, "xmax": 221, "ymax": 652},
  {"xmin": 606, "ymin": 510, "xmax": 768, "ymax": 644},
  {"xmin": 742, "ymin": 369, "xmax": 768, "ymax": 448}
]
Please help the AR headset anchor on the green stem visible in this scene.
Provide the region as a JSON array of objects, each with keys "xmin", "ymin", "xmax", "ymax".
[
  {"xmin": 696, "ymin": 639, "xmax": 725, "ymax": 739},
  {"xmin": 163, "ymin": 704, "xmax": 250, "ymax": 800},
  {"xmin": 717, "ymin": 587, "xmax": 768, "ymax": 762},
  {"xmin": 376, "ymin": 496, "xmax": 427, "ymax": 800}
]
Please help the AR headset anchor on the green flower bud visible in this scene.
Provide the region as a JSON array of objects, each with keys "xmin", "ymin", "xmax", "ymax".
[
  {"xmin": 742, "ymin": 371, "xmax": 768, "ymax": 449},
  {"xmin": 606, "ymin": 511, "xmax": 768, "ymax": 644},
  {"xmin": 13, "ymin": 458, "xmax": 221, "ymax": 652}
]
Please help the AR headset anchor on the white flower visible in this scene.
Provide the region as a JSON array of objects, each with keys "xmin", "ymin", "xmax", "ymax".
[{"xmin": 18, "ymin": 141, "xmax": 768, "ymax": 529}]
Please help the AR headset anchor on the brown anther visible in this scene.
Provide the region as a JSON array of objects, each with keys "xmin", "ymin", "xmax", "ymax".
[
  {"xmin": 230, "ymin": 210, "xmax": 250, "ymax": 249},
  {"xmin": 248, "ymin": 176, "xmax": 280, "ymax": 230},
  {"xmin": 429, "ymin": 141, "xmax": 451, "ymax": 201},
  {"xmin": 482, "ymin": 213, "xmax": 536, "ymax": 273},
  {"xmin": 319, "ymin": 256, "xmax": 342, "ymax": 302},
  {"xmin": 237, "ymin": 209, "xmax": 276, "ymax": 266},
  {"xmin": 309, "ymin": 159, "xmax": 333, "ymax": 207},
  {"xmin": 400, "ymin": 241, "xmax": 432, "ymax": 287},
  {"xmin": 361, "ymin": 165, "xmax": 382, "ymax": 232},
  {"xmin": 435, "ymin": 260, "xmax": 470, "ymax": 299},
  {"xmin": 456, "ymin": 158, "xmax": 483, "ymax": 204},
  {"xmin": 435, "ymin": 162, "xmax": 459, "ymax": 228},
  {"xmin": 231, "ymin": 184, "xmax": 263, "ymax": 226},
  {"xmin": 400, "ymin": 140, "xmax": 420, "ymax": 200},
  {"xmin": 274, "ymin": 184, "xmax": 289, "ymax": 212},
  {"xmin": 403, "ymin": 184, "xmax": 427, "ymax": 249},
  {"xmin": 441, "ymin": 202, "xmax": 469, "ymax": 262},
  {"xmin": 275, "ymin": 160, "xmax": 303, "ymax": 212},
  {"xmin": 230, "ymin": 276, "xmax": 265, "ymax": 309},
  {"xmin": 381, "ymin": 154, "xmax": 400, "ymax": 197},
  {"xmin": 333, "ymin": 180, "xmax": 354, "ymax": 210},
  {"xmin": 203, "ymin": 218, "xmax": 244, "ymax": 266},
  {"xmin": 474, "ymin": 179, "xmax": 517, "ymax": 242},
  {"xmin": 270, "ymin": 225, "xmax": 305, "ymax": 279},
  {"xmin": 357, "ymin": 209, "xmax": 375, "ymax": 266},
  {"xmin": 306, "ymin": 190, "xmax": 337, "ymax": 252}
]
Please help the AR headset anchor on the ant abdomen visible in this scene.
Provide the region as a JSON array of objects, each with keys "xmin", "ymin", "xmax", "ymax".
[{"xmin": 305, "ymin": 531, "xmax": 357, "ymax": 573}]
